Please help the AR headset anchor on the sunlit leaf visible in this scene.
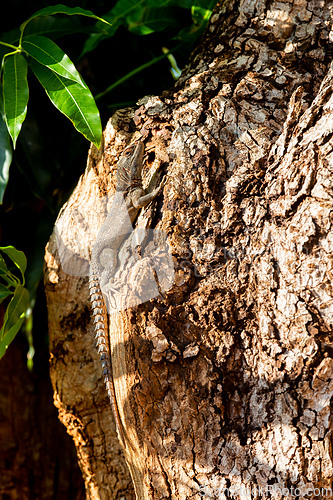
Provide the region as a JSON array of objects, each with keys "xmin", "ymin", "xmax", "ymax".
[
  {"xmin": 191, "ymin": 4, "xmax": 214, "ymax": 24},
  {"xmin": 0, "ymin": 317, "xmax": 25, "ymax": 359},
  {"xmin": 0, "ymin": 97, "xmax": 13, "ymax": 204},
  {"xmin": 31, "ymin": 59, "xmax": 101, "ymax": 148},
  {"xmin": 146, "ymin": 0, "xmax": 192, "ymax": 6},
  {"xmin": 20, "ymin": 4, "xmax": 110, "ymax": 37},
  {"xmin": 1, "ymin": 285, "xmax": 29, "ymax": 334},
  {"xmin": 0, "ymin": 283, "xmax": 12, "ymax": 303},
  {"xmin": 82, "ymin": 0, "xmax": 143, "ymax": 55},
  {"xmin": 127, "ymin": 7, "xmax": 181, "ymax": 35},
  {"xmin": 23, "ymin": 15, "xmax": 99, "ymax": 39},
  {"xmin": 0, "ymin": 27, "xmax": 20, "ymax": 61},
  {"xmin": 2, "ymin": 53, "xmax": 29, "ymax": 148},
  {"xmin": 0, "ymin": 255, "xmax": 8, "ymax": 275},
  {"xmin": 81, "ymin": 24, "xmax": 120, "ymax": 56},
  {"xmin": 162, "ymin": 47, "xmax": 181, "ymax": 79},
  {"xmin": 22, "ymin": 35, "xmax": 84, "ymax": 85},
  {"xmin": 1, "ymin": 245, "xmax": 27, "ymax": 279},
  {"xmin": 0, "ymin": 284, "xmax": 29, "ymax": 359}
]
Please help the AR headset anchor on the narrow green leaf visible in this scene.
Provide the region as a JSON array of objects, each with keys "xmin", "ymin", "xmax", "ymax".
[
  {"xmin": 176, "ymin": 0, "xmax": 216, "ymax": 42},
  {"xmin": 0, "ymin": 96, "xmax": 13, "ymax": 204},
  {"xmin": 0, "ymin": 265, "xmax": 19, "ymax": 288},
  {"xmin": 0, "ymin": 285, "xmax": 29, "ymax": 358},
  {"xmin": 2, "ymin": 53, "xmax": 29, "ymax": 148},
  {"xmin": 23, "ymin": 15, "xmax": 99, "ymax": 39},
  {"xmin": 22, "ymin": 35, "xmax": 84, "ymax": 85},
  {"xmin": 0, "ymin": 17, "xmax": 98, "ymax": 48},
  {"xmin": 95, "ymin": 43, "xmax": 182, "ymax": 100},
  {"xmin": 0, "ymin": 283, "xmax": 12, "ymax": 303},
  {"xmin": 146, "ymin": 0, "xmax": 192, "ymax": 6},
  {"xmin": 31, "ymin": 59, "xmax": 101, "ymax": 148},
  {"xmin": 191, "ymin": 4, "xmax": 214, "ymax": 25},
  {"xmin": 0, "ymin": 246, "xmax": 27, "ymax": 278},
  {"xmin": 20, "ymin": 4, "xmax": 110, "ymax": 38},
  {"xmin": 0, "ymin": 255, "xmax": 8, "ymax": 274},
  {"xmin": 0, "ymin": 285, "xmax": 29, "ymax": 334},
  {"xmin": 162, "ymin": 47, "xmax": 181, "ymax": 79},
  {"xmin": 81, "ymin": 0, "xmax": 143, "ymax": 55},
  {"xmin": 0, "ymin": 27, "xmax": 20, "ymax": 62},
  {"xmin": 81, "ymin": 23, "xmax": 121, "ymax": 56},
  {"xmin": 104, "ymin": 0, "xmax": 146, "ymax": 23},
  {"xmin": 0, "ymin": 316, "xmax": 25, "ymax": 359},
  {"xmin": 127, "ymin": 7, "xmax": 180, "ymax": 35}
]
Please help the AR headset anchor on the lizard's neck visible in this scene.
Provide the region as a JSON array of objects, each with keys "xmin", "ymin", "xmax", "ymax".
[{"xmin": 116, "ymin": 178, "xmax": 142, "ymax": 193}]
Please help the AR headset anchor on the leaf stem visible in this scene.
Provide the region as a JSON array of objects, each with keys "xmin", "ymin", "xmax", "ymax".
[
  {"xmin": 95, "ymin": 44, "xmax": 183, "ymax": 101},
  {"xmin": 0, "ymin": 41, "xmax": 19, "ymax": 51}
]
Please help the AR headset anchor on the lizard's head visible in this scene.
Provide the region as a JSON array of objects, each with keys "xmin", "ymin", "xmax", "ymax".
[{"xmin": 116, "ymin": 141, "xmax": 144, "ymax": 191}]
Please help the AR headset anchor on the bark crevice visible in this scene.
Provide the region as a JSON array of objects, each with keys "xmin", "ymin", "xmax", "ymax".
[{"xmin": 45, "ymin": 0, "xmax": 333, "ymax": 498}]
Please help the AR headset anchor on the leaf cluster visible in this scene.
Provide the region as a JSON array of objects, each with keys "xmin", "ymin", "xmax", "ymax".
[
  {"xmin": 0, "ymin": 0, "xmax": 217, "ymax": 359},
  {"xmin": 0, "ymin": 246, "xmax": 29, "ymax": 360},
  {"xmin": 0, "ymin": 5, "xmax": 108, "ymax": 205}
]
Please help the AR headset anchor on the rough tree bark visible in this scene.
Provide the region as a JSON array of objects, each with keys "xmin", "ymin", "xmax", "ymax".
[{"xmin": 44, "ymin": 0, "xmax": 333, "ymax": 498}]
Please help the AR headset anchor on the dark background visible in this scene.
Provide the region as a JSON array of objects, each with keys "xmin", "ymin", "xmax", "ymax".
[{"xmin": 1, "ymin": 0, "xmax": 194, "ymax": 296}]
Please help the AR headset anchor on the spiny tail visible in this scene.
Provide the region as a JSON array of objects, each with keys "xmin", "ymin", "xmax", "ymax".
[{"xmin": 89, "ymin": 268, "xmax": 126, "ymax": 447}]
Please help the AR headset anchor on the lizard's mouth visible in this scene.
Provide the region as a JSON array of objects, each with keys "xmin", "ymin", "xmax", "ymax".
[
  {"xmin": 129, "ymin": 140, "xmax": 145, "ymax": 178},
  {"xmin": 131, "ymin": 141, "xmax": 144, "ymax": 165}
]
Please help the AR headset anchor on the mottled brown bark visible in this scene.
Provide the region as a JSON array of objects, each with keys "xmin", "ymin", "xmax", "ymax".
[{"xmin": 44, "ymin": 0, "xmax": 333, "ymax": 498}]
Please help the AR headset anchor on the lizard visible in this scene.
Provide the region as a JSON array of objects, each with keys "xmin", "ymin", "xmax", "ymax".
[{"xmin": 89, "ymin": 139, "xmax": 163, "ymax": 447}]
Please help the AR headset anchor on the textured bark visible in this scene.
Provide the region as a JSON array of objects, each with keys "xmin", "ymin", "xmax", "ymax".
[{"xmin": 44, "ymin": 0, "xmax": 333, "ymax": 498}]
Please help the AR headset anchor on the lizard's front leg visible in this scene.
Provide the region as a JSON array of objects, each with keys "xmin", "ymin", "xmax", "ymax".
[{"xmin": 131, "ymin": 181, "xmax": 164, "ymax": 209}]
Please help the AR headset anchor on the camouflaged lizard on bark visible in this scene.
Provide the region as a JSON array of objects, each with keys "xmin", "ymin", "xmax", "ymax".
[{"xmin": 89, "ymin": 140, "xmax": 162, "ymax": 447}]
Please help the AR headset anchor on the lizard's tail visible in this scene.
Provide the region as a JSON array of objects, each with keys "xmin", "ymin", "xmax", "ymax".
[{"xmin": 89, "ymin": 268, "xmax": 126, "ymax": 448}]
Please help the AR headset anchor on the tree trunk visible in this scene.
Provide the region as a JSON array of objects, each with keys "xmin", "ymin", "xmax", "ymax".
[{"xmin": 44, "ymin": 0, "xmax": 333, "ymax": 498}]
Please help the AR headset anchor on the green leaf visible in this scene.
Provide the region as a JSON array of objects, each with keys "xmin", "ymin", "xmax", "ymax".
[
  {"xmin": 1, "ymin": 285, "xmax": 29, "ymax": 335},
  {"xmin": 22, "ymin": 35, "xmax": 84, "ymax": 85},
  {"xmin": 176, "ymin": 0, "xmax": 216, "ymax": 42},
  {"xmin": 20, "ymin": 4, "xmax": 110, "ymax": 38},
  {"xmin": 0, "ymin": 317, "xmax": 25, "ymax": 359},
  {"xmin": 0, "ymin": 283, "xmax": 12, "ymax": 303},
  {"xmin": 0, "ymin": 96, "xmax": 13, "ymax": 204},
  {"xmin": 0, "ymin": 255, "xmax": 8, "ymax": 275},
  {"xmin": 81, "ymin": 23, "xmax": 121, "ymax": 56},
  {"xmin": 105, "ymin": 0, "xmax": 146, "ymax": 23},
  {"xmin": 146, "ymin": 0, "xmax": 192, "ymax": 6},
  {"xmin": 0, "ymin": 285, "xmax": 29, "ymax": 359},
  {"xmin": 0, "ymin": 246, "xmax": 27, "ymax": 279},
  {"xmin": 191, "ymin": 4, "xmax": 214, "ymax": 25},
  {"xmin": 127, "ymin": 7, "xmax": 181, "ymax": 35},
  {"xmin": 80, "ymin": 20, "xmax": 121, "ymax": 58},
  {"xmin": 0, "ymin": 262, "xmax": 20, "ymax": 289},
  {"xmin": 0, "ymin": 17, "xmax": 96, "ymax": 51},
  {"xmin": 81, "ymin": 0, "xmax": 143, "ymax": 55},
  {"xmin": 2, "ymin": 53, "xmax": 29, "ymax": 148},
  {"xmin": 23, "ymin": 15, "xmax": 98, "ymax": 40},
  {"xmin": 0, "ymin": 28, "xmax": 20, "ymax": 62},
  {"xmin": 30, "ymin": 59, "xmax": 102, "ymax": 148},
  {"xmin": 162, "ymin": 47, "xmax": 181, "ymax": 79}
]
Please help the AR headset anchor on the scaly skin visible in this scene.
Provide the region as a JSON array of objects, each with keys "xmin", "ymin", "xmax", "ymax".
[
  {"xmin": 89, "ymin": 265, "xmax": 126, "ymax": 446},
  {"xmin": 89, "ymin": 140, "xmax": 162, "ymax": 447}
]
